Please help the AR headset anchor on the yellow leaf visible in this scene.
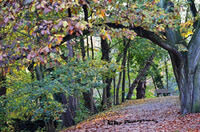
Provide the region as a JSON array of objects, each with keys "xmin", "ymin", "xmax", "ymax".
[
  {"xmin": 88, "ymin": 22, "xmax": 93, "ymax": 28},
  {"xmin": 181, "ymin": 30, "xmax": 193, "ymax": 38},
  {"xmin": 75, "ymin": 0, "xmax": 79, "ymax": 4},
  {"xmin": 33, "ymin": 63, "xmax": 37, "ymax": 67},
  {"xmin": 92, "ymin": 0, "xmax": 98, "ymax": 3},
  {"xmin": 48, "ymin": 43, "xmax": 52, "ymax": 49}
]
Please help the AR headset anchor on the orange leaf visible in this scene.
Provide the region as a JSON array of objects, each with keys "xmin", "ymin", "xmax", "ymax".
[
  {"xmin": 101, "ymin": 10, "xmax": 105, "ymax": 17},
  {"xmin": 48, "ymin": 43, "xmax": 52, "ymax": 49},
  {"xmin": 69, "ymin": 30, "xmax": 74, "ymax": 35}
]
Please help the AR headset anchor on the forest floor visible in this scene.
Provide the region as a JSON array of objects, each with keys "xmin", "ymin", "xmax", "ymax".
[{"xmin": 64, "ymin": 96, "xmax": 200, "ymax": 132}]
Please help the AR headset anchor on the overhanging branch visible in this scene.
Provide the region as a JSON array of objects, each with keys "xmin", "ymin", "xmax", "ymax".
[
  {"xmin": 104, "ymin": 23, "xmax": 180, "ymax": 56},
  {"xmin": 59, "ymin": 22, "xmax": 182, "ymax": 61}
]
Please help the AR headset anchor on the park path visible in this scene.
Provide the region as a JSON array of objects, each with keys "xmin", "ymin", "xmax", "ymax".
[{"xmin": 64, "ymin": 96, "xmax": 200, "ymax": 132}]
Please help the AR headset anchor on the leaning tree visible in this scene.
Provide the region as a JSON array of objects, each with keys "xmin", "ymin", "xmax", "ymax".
[{"xmin": 1, "ymin": 0, "xmax": 200, "ymax": 114}]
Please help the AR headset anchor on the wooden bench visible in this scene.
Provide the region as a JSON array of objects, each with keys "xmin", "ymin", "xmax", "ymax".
[{"xmin": 155, "ymin": 89, "xmax": 170, "ymax": 97}]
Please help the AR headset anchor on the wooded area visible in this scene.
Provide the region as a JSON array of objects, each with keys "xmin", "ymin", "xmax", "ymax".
[{"xmin": 0, "ymin": 0, "xmax": 199, "ymax": 131}]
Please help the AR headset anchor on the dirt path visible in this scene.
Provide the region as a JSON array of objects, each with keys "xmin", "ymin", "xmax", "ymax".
[{"xmin": 64, "ymin": 96, "xmax": 200, "ymax": 132}]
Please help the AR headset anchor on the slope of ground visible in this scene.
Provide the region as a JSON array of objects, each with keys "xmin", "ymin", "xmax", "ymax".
[{"xmin": 64, "ymin": 96, "xmax": 200, "ymax": 132}]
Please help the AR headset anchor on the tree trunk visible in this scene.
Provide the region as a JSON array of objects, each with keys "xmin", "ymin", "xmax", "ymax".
[
  {"xmin": 165, "ymin": 59, "xmax": 169, "ymax": 89},
  {"xmin": 82, "ymin": 92, "xmax": 98, "ymax": 114},
  {"xmin": 53, "ymin": 92, "xmax": 75, "ymax": 127},
  {"xmin": 136, "ymin": 78, "xmax": 146, "ymax": 99},
  {"xmin": 126, "ymin": 53, "xmax": 156, "ymax": 99},
  {"xmin": 86, "ymin": 36, "xmax": 89, "ymax": 58},
  {"xmin": 0, "ymin": 69, "xmax": 6, "ymax": 96},
  {"xmin": 90, "ymin": 88, "xmax": 94, "ymax": 114},
  {"xmin": 90, "ymin": 36, "xmax": 94, "ymax": 59},
  {"xmin": 101, "ymin": 37, "xmax": 112, "ymax": 108},
  {"xmin": 80, "ymin": 37, "xmax": 86, "ymax": 61},
  {"xmin": 169, "ymin": 28, "xmax": 200, "ymax": 114},
  {"xmin": 127, "ymin": 50, "xmax": 131, "ymax": 88},
  {"xmin": 113, "ymin": 77, "xmax": 116, "ymax": 105},
  {"xmin": 45, "ymin": 120, "xmax": 56, "ymax": 132},
  {"xmin": 0, "ymin": 68, "xmax": 7, "ymax": 128},
  {"xmin": 121, "ymin": 38, "xmax": 130, "ymax": 102},
  {"xmin": 116, "ymin": 71, "xmax": 122, "ymax": 105}
]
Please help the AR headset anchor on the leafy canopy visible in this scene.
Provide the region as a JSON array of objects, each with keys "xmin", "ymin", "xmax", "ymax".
[{"xmin": 0, "ymin": 0, "xmax": 197, "ymax": 70}]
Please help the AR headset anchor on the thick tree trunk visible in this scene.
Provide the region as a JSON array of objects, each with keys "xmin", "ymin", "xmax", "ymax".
[
  {"xmin": 53, "ymin": 92, "xmax": 75, "ymax": 127},
  {"xmin": 126, "ymin": 53, "xmax": 156, "ymax": 99},
  {"xmin": 170, "ymin": 28, "xmax": 200, "ymax": 114},
  {"xmin": 45, "ymin": 120, "xmax": 56, "ymax": 132},
  {"xmin": 136, "ymin": 78, "xmax": 146, "ymax": 99},
  {"xmin": 82, "ymin": 92, "xmax": 98, "ymax": 114}
]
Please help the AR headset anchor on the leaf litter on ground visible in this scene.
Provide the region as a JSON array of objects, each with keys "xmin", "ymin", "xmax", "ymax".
[{"xmin": 64, "ymin": 96, "xmax": 200, "ymax": 132}]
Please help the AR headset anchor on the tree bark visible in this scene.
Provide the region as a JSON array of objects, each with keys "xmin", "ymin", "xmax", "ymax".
[
  {"xmin": 127, "ymin": 50, "xmax": 131, "ymax": 88},
  {"xmin": 116, "ymin": 71, "xmax": 122, "ymax": 105},
  {"xmin": 171, "ymin": 28, "xmax": 200, "ymax": 114},
  {"xmin": 0, "ymin": 68, "xmax": 7, "ymax": 128},
  {"xmin": 86, "ymin": 36, "xmax": 89, "ymax": 58},
  {"xmin": 0, "ymin": 69, "xmax": 6, "ymax": 96},
  {"xmin": 136, "ymin": 78, "xmax": 146, "ymax": 99},
  {"xmin": 45, "ymin": 120, "xmax": 56, "ymax": 132},
  {"xmin": 101, "ymin": 37, "xmax": 112, "ymax": 108},
  {"xmin": 126, "ymin": 53, "xmax": 156, "ymax": 99},
  {"xmin": 113, "ymin": 77, "xmax": 116, "ymax": 105},
  {"xmin": 82, "ymin": 92, "xmax": 98, "ymax": 114},
  {"xmin": 53, "ymin": 92, "xmax": 75, "ymax": 127},
  {"xmin": 122, "ymin": 38, "xmax": 130, "ymax": 102},
  {"xmin": 90, "ymin": 36, "xmax": 94, "ymax": 59},
  {"xmin": 165, "ymin": 59, "xmax": 169, "ymax": 89},
  {"xmin": 80, "ymin": 37, "xmax": 86, "ymax": 61}
]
